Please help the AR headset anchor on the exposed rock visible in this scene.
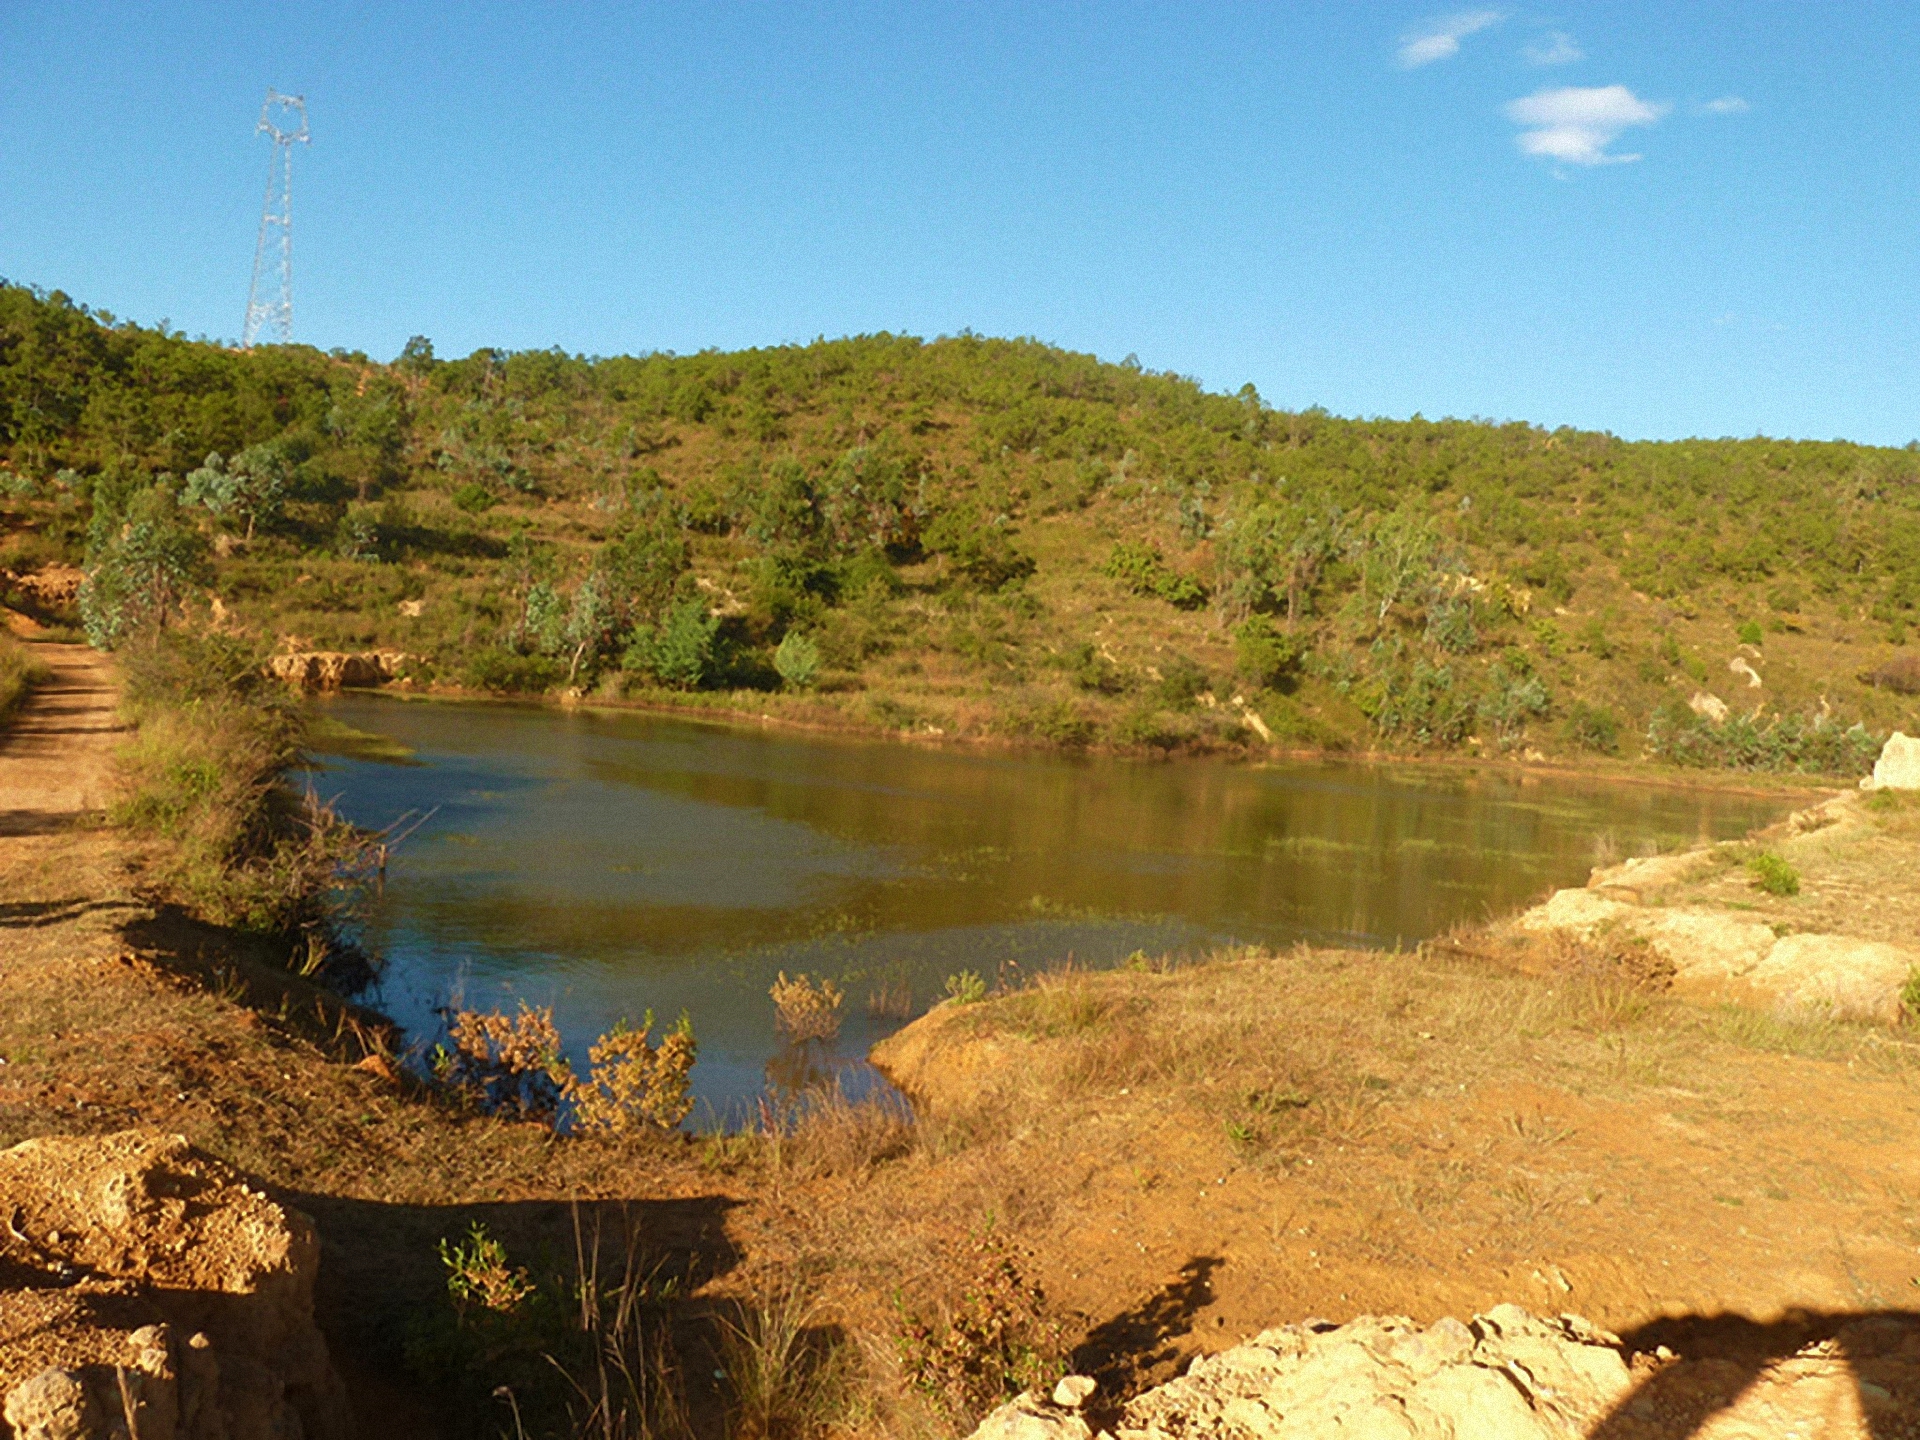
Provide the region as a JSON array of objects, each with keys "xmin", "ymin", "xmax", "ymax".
[
  {"xmin": 1516, "ymin": 888, "xmax": 1635, "ymax": 936},
  {"xmin": 1688, "ymin": 691, "xmax": 1730, "ymax": 723},
  {"xmin": 1871, "ymin": 732, "xmax": 1920, "ymax": 791},
  {"xmin": 1052, "ymin": 1376, "xmax": 1097, "ymax": 1409},
  {"xmin": 1636, "ymin": 909, "xmax": 1778, "ymax": 980},
  {"xmin": 265, "ymin": 649, "xmax": 408, "ymax": 691},
  {"xmin": 1728, "ymin": 656, "xmax": 1763, "ymax": 689},
  {"xmin": 0, "ymin": 1130, "xmax": 348, "ymax": 1440},
  {"xmin": 4, "ymin": 565, "xmax": 84, "ymax": 608},
  {"xmin": 396, "ymin": 598, "xmax": 426, "ymax": 618},
  {"xmin": 966, "ymin": 1307, "xmax": 1634, "ymax": 1440},
  {"xmin": 1746, "ymin": 934, "xmax": 1920, "ymax": 1024}
]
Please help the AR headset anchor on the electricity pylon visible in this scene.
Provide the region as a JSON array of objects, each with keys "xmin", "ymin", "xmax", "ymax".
[{"xmin": 241, "ymin": 90, "xmax": 309, "ymax": 349}]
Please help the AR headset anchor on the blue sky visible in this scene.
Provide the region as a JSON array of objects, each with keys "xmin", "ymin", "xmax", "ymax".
[{"xmin": 3, "ymin": 3, "xmax": 1915, "ymax": 444}]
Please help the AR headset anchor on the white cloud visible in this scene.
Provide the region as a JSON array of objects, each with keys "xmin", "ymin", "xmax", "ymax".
[
  {"xmin": 1397, "ymin": 10, "xmax": 1503, "ymax": 68},
  {"xmin": 1702, "ymin": 95, "xmax": 1750, "ymax": 114},
  {"xmin": 1523, "ymin": 31, "xmax": 1583, "ymax": 65},
  {"xmin": 1505, "ymin": 84, "xmax": 1669, "ymax": 165}
]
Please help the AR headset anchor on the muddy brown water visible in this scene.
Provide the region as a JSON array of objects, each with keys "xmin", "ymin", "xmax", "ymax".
[{"xmin": 314, "ymin": 695, "xmax": 1793, "ymax": 1119}]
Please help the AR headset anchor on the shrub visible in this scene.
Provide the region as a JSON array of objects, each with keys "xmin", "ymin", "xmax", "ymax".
[
  {"xmin": 1747, "ymin": 851, "xmax": 1800, "ymax": 897},
  {"xmin": 1564, "ymin": 701, "xmax": 1621, "ymax": 754},
  {"xmin": 439, "ymin": 1222, "xmax": 536, "ymax": 1317},
  {"xmin": 439, "ymin": 1003, "xmax": 573, "ymax": 1121},
  {"xmin": 1013, "ymin": 698, "xmax": 1095, "ymax": 747},
  {"xmin": 79, "ymin": 482, "xmax": 211, "ymax": 648},
  {"xmin": 462, "ymin": 646, "xmax": 564, "ymax": 694},
  {"xmin": 943, "ymin": 970, "xmax": 988, "ymax": 1005},
  {"xmin": 770, "ymin": 971, "xmax": 846, "ymax": 1043},
  {"xmin": 774, "ymin": 630, "xmax": 822, "ymax": 689},
  {"xmin": 624, "ymin": 599, "xmax": 720, "ymax": 689},
  {"xmin": 1152, "ymin": 655, "xmax": 1211, "ymax": 710},
  {"xmin": 1645, "ymin": 702, "xmax": 1882, "ymax": 776},
  {"xmin": 923, "ymin": 506, "xmax": 1035, "ymax": 590},
  {"xmin": 894, "ymin": 1232, "xmax": 1064, "ymax": 1422},
  {"xmin": 1864, "ymin": 653, "xmax": 1920, "ymax": 696},
  {"xmin": 1103, "ymin": 541, "xmax": 1207, "ymax": 609},
  {"xmin": 1062, "ymin": 642, "xmax": 1127, "ymax": 695},
  {"xmin": 450, "ymin": 481, "xmax": 496, "ymax": 514},
  {"xmin": 1233, "ymin": 616, "xmax": 1306, "ymax": 692},
  {"xmin": 1576, "ymin": 618, "xmax": 1615, "ymax": 660},
  {"xmin": 1737, "ymin": 619, "xmax": 1764, "ymax": 647},
  {"xmin": 568, "ymin": 1011, "xmax": 698, "ymax": 1133}
]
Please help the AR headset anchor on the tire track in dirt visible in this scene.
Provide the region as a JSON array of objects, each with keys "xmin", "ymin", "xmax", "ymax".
[{"xmin": 0, "ymin": 643, "xmax": 121, "ymax": 835}]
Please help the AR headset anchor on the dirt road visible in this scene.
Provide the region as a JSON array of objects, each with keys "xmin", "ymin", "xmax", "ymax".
[{"xmin": 0, "ymin": 643, "xmax": 120, "ymax": 835}]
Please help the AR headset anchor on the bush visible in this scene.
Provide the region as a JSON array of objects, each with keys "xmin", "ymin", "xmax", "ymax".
[
  {"xmin": 111, "ymin": 632, "xmax": 373, "ymax": 947},
  {"xmin": 1737, "ymin": 619, "xmax": 1764, "ymax": 647},
  {"xmin": 1233, "ymin": 616, "xmax": 1306, "ymax": 692},
  {"xmin": 1646, "ymin": 702, "xmax": 1882, "ymax": 776},
  {"xmin": 450, "ymin": 482, "xmax": 496, "ymax": 514},
  {"xmin": 1103, "ymin": 541, "xmax": 1207, "ymax": 609},
  {"xmin": 1864, "ymin": 653, "xmax": 1920, "ymax": 696},
  {"xmin": 1152, "ymin": 655, "xmax": 1211, "ymax": 710},
  {"xmin": 1564, "ymin": 701, "xmax": 1621, "ymax": 754},
  {"xmin": 894, "ymin": 1232, "xmax": 1064, "ymax": 1423},
  {"xmin": 770, "ymin": 971, "xmax": 846, "ymax": 1043},
  {"xmin": 1013, "ymin": 698, "xmax": 1095, "ymax": 747},
  {"xmin": 943, "ymin": 971, "xmax": 988, "ymax": 1005},
  {"xmin": 773, "ymin": 631, "xmax": 822, "ymax": 689},
  {"xmin": 1747, "ymin": 851, "xmax": 1800, "ymax": 896},
  {"xmin": 923, "ymin": 507, "xmax": 1035, "ymax": 590},
  {"xmin": 462, "ymin": 646, "xmax": 564, "ymax": 694},
  {"xmin": 1062, "ymin": 642, "xmax": 1128, "ymax": 695},
  {"xmin": 624, "ymin": 599, "xmax": 720, "ymax": 689}
]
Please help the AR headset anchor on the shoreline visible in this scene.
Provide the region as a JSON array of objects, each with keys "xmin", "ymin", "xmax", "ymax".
[{"xmin": 321, "ymin": 675, "xmax": 1846, "ymax": 802}]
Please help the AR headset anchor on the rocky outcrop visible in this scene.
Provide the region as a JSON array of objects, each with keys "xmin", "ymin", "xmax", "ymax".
[
  {"xmin": 969, "ymin": 1305, "xmax": 1920, "ymax": 1439},
  {"xmin": 971, "ymin": 1307, "xmax": 1636, "ymax": 1440},
  {"xmin": 265, "ymin": 649, "xmax": 407, "ymax": 691},
  {"xmin": 1872, "ymin": 732, "xmax": 1920, "ymax": 791},
  {"xmin": 1516, "ymin": 792, "xmax": 1919, "ymax": 1023},
  {"xmin": 0, "ymin": 1131, "xmax": 347, "ymax": 1440},
  {"xmin": 3, "ymin": 566, "xmax": 84, "ymax": 609}
]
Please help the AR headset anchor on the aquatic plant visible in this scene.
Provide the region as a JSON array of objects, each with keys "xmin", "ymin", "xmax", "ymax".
[{"xmin": 770, "ymin": 971, "xmax": 845, "ymax": 1042}]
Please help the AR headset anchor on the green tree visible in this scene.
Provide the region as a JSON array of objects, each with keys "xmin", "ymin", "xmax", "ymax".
[
  {"xmin": 774, "ymin": 631, "xmax": 822, "ymax": 689},
  {"xmin": 79, "ymin": 481, "xmax": 210, "ymax": 648}
]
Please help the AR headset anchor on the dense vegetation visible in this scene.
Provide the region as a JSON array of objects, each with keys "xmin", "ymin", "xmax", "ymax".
[{"xmin": 4, "ymin": 279, "xmax": 1919, "ymax": 773}]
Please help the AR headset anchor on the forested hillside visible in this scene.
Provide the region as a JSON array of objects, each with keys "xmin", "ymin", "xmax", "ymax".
[{"xmin": 4, "ymin": 280, "xmax": 1918, "ymax": 773}]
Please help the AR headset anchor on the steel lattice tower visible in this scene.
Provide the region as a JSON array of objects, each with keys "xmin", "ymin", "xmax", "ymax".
[{"xmin": 241, "ymin": 90, "xmax": 309, "ymax": 349}]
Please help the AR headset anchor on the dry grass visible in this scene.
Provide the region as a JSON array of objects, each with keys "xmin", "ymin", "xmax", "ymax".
[{"xmin": 0, "ymin": 631, "xmax": 50, "ymax": 729}]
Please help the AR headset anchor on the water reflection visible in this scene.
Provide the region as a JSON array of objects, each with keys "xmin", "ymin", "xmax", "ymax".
[{"xmin": 315, "ymin": 695, "xmax": 1792, "ymax": 1119}]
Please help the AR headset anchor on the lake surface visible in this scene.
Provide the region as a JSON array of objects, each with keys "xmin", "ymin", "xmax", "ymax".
[{"xmin": 315, "ymin": 695, "xmax": 1792, "ymax": 1119}]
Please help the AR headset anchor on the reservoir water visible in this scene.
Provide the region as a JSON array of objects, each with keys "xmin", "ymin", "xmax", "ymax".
[{"xmin": 315, "ymin": 695, "xmax": 1792, "ymax": 1118}]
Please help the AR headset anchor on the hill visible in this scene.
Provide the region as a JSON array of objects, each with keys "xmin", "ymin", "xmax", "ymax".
[{"xmin": 4, "ymin": 279, "xmax": 1919, "ymax": 773}]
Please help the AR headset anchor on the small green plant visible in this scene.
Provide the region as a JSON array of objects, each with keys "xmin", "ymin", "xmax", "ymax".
[
  {"xmin": 439, "ymin": 1222, "xmax": 536, "ymax": 1317},
  {"xmin": 1746, "ymin": 851, "xmax": 1800, "ymax": 896},
  {"xmin": 451, "ymin": 481, "xmax": 497, "ymax": 514},
  {"xmin": 1901, "ymin": 966, "xmax": 1920, "ymax": 1026},
  {"xmin": 1737, "ymin": 619, "xmax": 1765, "ymax": 647},
  {"xmin": 943, "ymin": 970, "xmax": 988, "ymax": 1005},
  {"xmin": 774, "ymin": 630, "xmax": 822, "ymax": 689}
]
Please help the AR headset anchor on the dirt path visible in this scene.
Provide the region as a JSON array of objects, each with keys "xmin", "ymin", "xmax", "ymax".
[{"xmin": 0, "ymin": 643, "xmax": 121, "ymax": 835}]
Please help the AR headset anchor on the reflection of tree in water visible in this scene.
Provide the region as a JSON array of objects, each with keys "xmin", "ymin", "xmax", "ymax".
[{"xmin": 764, "ymin": 1039, "xmax": 838, "ymax": 1100}]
